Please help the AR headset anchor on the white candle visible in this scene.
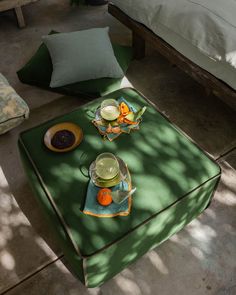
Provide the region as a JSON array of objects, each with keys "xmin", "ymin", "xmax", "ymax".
[{"xmin": 100, "ymin": 105, "xmax": 120, "ymax": 121}]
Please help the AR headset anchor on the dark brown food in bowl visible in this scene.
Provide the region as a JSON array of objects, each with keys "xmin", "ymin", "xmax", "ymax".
[{"xmin": 51, "ymin": 130, "xmax": 76, "ymax": 149}]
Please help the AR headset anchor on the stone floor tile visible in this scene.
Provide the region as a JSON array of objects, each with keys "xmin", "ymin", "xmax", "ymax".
[
  {"xmin": 0, "ymin": 167, "xmax": 59, "ymax": 294},
  {"xmin": 223, "ymin": 148, "xmax": 236, "ymax": 170},
  {"xmin": 126, "ymin": 54, "xmax": 236, "ymax": 158}
]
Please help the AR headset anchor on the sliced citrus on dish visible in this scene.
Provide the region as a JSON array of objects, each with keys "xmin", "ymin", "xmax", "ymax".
[{"xmin": 119, "ymin": 102, "xmax": 130, "ymax": 116}]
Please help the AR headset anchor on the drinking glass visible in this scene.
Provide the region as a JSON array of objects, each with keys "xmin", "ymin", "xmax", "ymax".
[{"xmin": 94, "ymin": 152, "xmax": 119, "ymax": 180}]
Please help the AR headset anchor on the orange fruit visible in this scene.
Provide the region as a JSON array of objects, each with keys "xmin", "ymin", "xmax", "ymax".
[
  {"xmin": 119, "ymin": 102, "xmax": 130, "ymax": 116},
  {"xmin": 123, "ymin": 118, "xmax": 138, "ymax": 125},
  {"xmin": 97, "ymin": 188, "xmax": 113, "ymax": 206}
]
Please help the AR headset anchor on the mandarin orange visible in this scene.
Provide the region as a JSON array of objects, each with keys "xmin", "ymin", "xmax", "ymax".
[{"xmin": 97, "ymin": 188, "xmax": 113, "ymax": 206}]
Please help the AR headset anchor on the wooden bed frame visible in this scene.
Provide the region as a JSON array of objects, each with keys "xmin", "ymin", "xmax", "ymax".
[
  {"xmin": 108, "ymin": 4, "xmax": 236, "ymax": 109},
  {"xmin": 0, "ymin": 0, "xmax": 37, "ymax": 28}
]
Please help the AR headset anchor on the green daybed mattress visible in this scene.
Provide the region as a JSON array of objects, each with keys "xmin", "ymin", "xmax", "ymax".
[{"xmin": 112, "ymin": 0, "xmax": 236, "ymax": 91}]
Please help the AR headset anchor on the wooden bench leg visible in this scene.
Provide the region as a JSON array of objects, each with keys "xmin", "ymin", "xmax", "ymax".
[
  {"xmin": 14, "ymin": 6, "xmax": 26, "ymax": 28},
  {"xmin": 132, "ymin": 31, "xmax": 145, "ymax": 60}
]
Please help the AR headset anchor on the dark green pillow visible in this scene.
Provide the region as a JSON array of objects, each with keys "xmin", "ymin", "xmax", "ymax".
[{"xmin": 17, "ymin": 31, "xmax": 133, "ymax": 98}]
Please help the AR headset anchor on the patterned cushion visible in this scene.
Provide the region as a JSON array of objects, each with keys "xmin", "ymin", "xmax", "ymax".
[{"xmin": 0, "ymin": 73, "xmax": 29, "ymax": 135}]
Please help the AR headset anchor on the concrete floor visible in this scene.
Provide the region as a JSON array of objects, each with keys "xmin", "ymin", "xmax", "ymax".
[{"xmin": 0, "ymin": 1, "xmax": 236, "ymax": 294}]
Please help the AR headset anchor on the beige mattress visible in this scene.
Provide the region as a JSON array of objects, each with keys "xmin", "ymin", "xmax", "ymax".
[{"xmin": 112, "ymin": 0, "xmax": 236, "ymax": 91}]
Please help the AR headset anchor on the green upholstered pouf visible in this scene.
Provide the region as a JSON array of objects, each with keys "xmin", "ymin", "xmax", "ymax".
[{"xmin": 18, "ymin": 88, "xmax": 220, "ymax": 287}]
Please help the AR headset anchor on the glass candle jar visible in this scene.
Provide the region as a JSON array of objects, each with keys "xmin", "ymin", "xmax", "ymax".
[{"xmin": 100, "ymin": 99, "xmax": 120, "ymax": 121}]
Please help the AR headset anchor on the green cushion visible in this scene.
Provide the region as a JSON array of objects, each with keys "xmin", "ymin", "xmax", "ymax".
[
  {"xmin": 42, "ymin": 27, "xmax": 124, "ymax": 87},
  {"xmin": 18, "ymin": 88, "xmax": 220, "ymax": 287},
  {"xmin": 17, "ymin": 31, "xmax": 132, "ymax": 97}
]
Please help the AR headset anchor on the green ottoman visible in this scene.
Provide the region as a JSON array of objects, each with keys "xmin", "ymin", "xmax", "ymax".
[{"xmin": 18, "ymin": 88, "xmax": 220, "ymax": 287}]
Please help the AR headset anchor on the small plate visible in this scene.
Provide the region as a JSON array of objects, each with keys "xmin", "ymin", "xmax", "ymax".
[
  {"xmin": 92, "ymin": 172, "xmax": 122, "ymax": 188},
  {"xmin": 44, "ymin": 122, "xmax": 83, "ymax": 153},
  {"xmin": 89, "ymin": 157, "xmax": 129, "ymax": 188}
]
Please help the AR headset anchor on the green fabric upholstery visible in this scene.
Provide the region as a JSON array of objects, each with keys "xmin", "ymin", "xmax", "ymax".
[
  {"xmin": 42, "ymin": 28, "xmax": 124, "ymax": 87},
  {"xmin": 17, "ymin": 32, "xmax": 132, "ymax": 97},
  {"xmin": 18, "ymin": 88, "xmax": 220, "ymax": 287}
]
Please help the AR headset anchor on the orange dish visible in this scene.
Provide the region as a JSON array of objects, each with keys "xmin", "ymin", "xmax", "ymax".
[{"xmin": 44, "ymin": 122, "xmax": 83, "ymax": 153}]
